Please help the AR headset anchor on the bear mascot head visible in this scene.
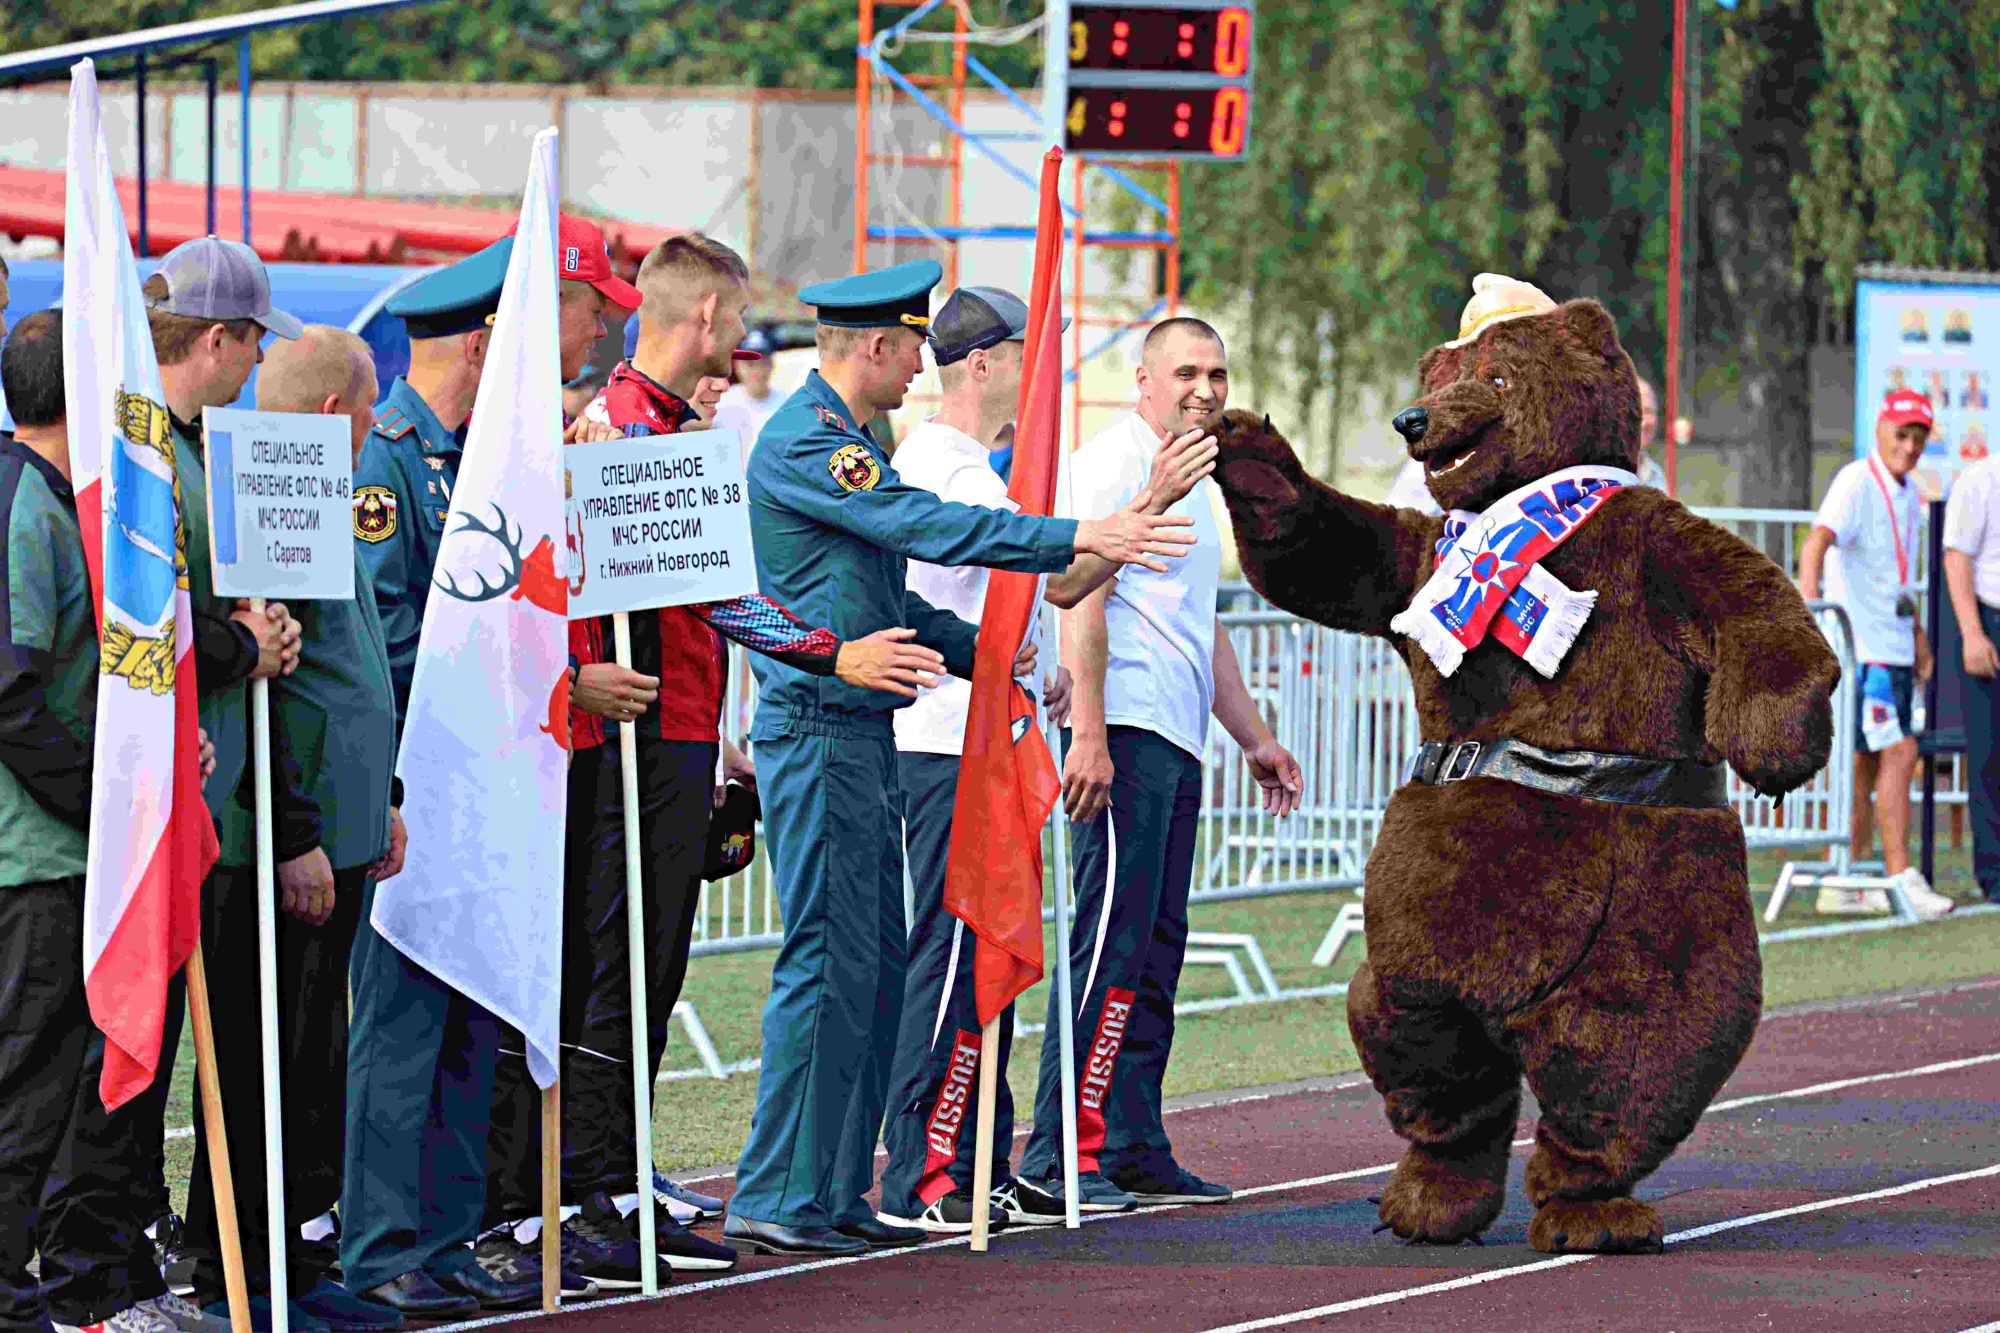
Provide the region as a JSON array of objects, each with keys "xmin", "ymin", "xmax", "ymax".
[{"xmin": 1207, "ymin": 274, "xmax": 1839, "ymax": 1255}]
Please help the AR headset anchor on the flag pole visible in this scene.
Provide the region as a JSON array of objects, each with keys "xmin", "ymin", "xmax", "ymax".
[
  {"xmin": 1046, "ymin": 727, "xmax": 1082, "ymax": 1229},
  {"xmin": 247, "ymin": 597, "xmax": 290, "ymax": 1333},
  {"xmin": 612, "ymin": 610, "xmax": 659, "ymax": 1294},
  {"xmin": 186, "ymin": 942, "xmax": 254, "ymax": 1333},
  {"xmin": 540, "ymin": 1083, "xmax": 560, "ymax": 1312},
  {"xmin": 968, "ymin": 1012, "xmax": 1002, "ymax": 1252}
]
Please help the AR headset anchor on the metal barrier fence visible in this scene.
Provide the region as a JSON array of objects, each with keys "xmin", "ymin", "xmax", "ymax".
[{"xmin": 687, "ymin": 506, "xmax": 1969, "ymax": 964}]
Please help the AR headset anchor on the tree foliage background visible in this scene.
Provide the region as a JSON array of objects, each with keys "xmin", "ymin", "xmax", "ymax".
[
  {"xmin": 1173, "ymin": 0, "xmax": 2000, "ymax": 503},
  {"xmin": 6, "ymin": 0, "xmax": 1999, "ymax": 502}
]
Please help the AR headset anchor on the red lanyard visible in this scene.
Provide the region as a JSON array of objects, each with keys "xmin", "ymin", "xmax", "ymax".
[{"xmin": 1866, "ymin": 453, "xmax": 1913, "ymax": 586}]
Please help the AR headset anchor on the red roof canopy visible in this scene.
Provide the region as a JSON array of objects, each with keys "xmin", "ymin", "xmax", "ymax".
[{"xmin": 0, "ymin": 165, "xmax": 676, "ymax": 268}]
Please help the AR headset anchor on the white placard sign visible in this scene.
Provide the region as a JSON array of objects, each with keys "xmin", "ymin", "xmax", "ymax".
[
  {"xmin": 202, "ymin": 407, "xmax": 355, "ymax": 600},
  {"xmin": 563, "ymin": 428, "xmax": 758, "ymax": 618}
]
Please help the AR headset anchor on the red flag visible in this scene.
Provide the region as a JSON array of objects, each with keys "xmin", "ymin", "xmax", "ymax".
[{"xmin": 943, "ymin": 148, "xmax": 1067, "ymax": 1024}]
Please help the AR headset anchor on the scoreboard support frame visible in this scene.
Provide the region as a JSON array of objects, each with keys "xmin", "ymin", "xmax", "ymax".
[{"xmin": 853, "ymin": 0, "xmax": 1252, "ymax": 443}]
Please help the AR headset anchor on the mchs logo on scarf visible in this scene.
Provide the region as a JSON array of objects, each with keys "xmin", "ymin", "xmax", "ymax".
[{"xmin": 1390, "ymin": 465, "xmax": 1639, "ymax": 679}]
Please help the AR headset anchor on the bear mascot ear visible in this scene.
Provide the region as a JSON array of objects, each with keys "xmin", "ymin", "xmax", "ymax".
[{"xmin": 1557, "ymin": 299, "xmax": 1623, "ymax": 363}]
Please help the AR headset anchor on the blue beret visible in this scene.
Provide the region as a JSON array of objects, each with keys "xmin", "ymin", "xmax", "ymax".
[
  {"xmin": 799, "ymin": 259, "xmax": 943, "ymax": 330},
  {"xmin": 388, "ymin": 236, "xmax": 512, "ymax": 338}
]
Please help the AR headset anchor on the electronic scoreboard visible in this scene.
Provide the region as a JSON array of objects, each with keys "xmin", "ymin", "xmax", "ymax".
[{"xmin": 1062, "ymin": 1, "xmax": 1254, "ymax": 160}]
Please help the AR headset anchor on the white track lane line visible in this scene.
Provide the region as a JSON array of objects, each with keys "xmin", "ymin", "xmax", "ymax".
[
  {"xmin": 1702, "ymin": 1051, "xmax": 2000, "ymax": 1114},
  {"xmin": 1952, "ymin": 1322, "xmax": 2000, "ymax": 1333},
  {"xmin": 1193, "ymin": 1163, "xmax": 2000, "ymax": 1333},
  {"xmin": 423, "ymin": 1048, "xmax": 2000, "ymax": 1332}
]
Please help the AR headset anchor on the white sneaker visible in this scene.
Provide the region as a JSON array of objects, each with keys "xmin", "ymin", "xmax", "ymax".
[
  {"xmin": 133, "ymin": 1293, "xmax": 231, "ymax": 1333},
  {"xmin": 54, "ymin": 1300, "xmax": 176, "ymax": 1333},
  {"xmin": 1816, "ymin": 885, "xmax": 1890, "ymax": 915},
  {"xmin": 1893, "ymin": 868, "xmax": 1956, "ymax": 922}
]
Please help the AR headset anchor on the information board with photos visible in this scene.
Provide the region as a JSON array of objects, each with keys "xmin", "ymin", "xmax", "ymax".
[{"xmin": 1854, "ymin": 272, "xmax": 2000, "ymax": 498}]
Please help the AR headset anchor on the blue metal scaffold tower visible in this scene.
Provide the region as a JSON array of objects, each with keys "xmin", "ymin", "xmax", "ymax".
[{"xmin": 852, "ymin": 0, "xmax": 1183, "ymax": 441}]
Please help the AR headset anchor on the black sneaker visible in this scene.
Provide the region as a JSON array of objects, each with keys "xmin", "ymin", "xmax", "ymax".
[
  {"xmin": 651, "ymin": 1209, "xmax": 738, "ymax": 1272},
  {"xmin": 990, "ymin": 1177, "xmax": 1066, "ymax": 1227},
  {"xmin": 1021, "ymin": 1171, "xmax": 1137, "ymax": 1214},
  {"xmin": 148, "ymin": 1213, "xmax": 196, "ymax": 1296},
  {"xmin": 878, "ymin": 1190, "xmax": 1009, "ymax": 1235},
  {"xmin": 1107, "ymin": 1163, "xmax": 1233, "ymax": 1205},
  {"xmin": 474, "ymin": 1227, "xmax": 598, "ymax": 1299},
  {"xmin": 564, "ymin": 1195, "xmax": 644, "ymax": 1291}
]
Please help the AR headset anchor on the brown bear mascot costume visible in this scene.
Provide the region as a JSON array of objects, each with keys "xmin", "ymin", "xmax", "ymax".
[{"xmin": 1211, "ymin": 274, "xmax": 1840, "ymax": 1254}]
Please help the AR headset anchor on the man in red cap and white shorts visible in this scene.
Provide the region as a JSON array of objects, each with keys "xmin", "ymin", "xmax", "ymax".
[{"xmin": 1799, "ymin": 389, "xmax": 1956, "ymax": 921}]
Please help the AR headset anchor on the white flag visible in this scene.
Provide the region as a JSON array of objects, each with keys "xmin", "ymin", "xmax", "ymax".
[
  {"xmin": 372, "ymin": 129, "xmax": 570, "ymax": 1086},
  {"xmin": 64, "ymin": 58, "xmax": 216, "ymax": 1110}
]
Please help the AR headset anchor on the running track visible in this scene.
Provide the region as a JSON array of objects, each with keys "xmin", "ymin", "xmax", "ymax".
[{"xmin": 463, "ymin": 979, "xmax": 2000, "ymax": 1333}]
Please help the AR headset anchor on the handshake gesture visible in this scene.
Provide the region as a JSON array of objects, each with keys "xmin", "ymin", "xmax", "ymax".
[{"xmin": 1073, "ymin": 425, "xmax": 1219, "ymax": 572}]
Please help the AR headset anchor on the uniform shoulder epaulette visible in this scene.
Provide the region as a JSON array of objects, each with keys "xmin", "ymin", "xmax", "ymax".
[{"xmin": 372, "ymin": 408, "xmax": 415, "ymax": 442}]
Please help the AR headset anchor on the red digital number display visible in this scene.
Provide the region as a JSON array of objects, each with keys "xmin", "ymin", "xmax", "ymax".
[
  {"xmin": 1068, "ymin": 6, "xmax": 1252, "ymax": 76},
  {"xmin": 1064, "ymin": 86, "xmax": 1251, "ymax": 157}
]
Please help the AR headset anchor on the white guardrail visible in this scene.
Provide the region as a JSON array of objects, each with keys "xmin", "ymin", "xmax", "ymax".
[{"xmin": 684, "ymin": 506, "xmax": 1977, "ymax": 968}]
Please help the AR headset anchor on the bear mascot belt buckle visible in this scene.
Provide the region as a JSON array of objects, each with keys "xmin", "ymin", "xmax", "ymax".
[{"xmin": 1440, "ymin": 741, "xmax": 1482, "ymax": 782}]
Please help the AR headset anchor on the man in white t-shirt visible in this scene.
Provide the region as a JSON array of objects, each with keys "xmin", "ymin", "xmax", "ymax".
[
  {"xmin": 1015, "ymin": 318, "xmax": 1302, "ymax": 1214},
  {"xmin": 1799, "ymin": 389, "xmax": 1952, "ymax": 918},
  {"xmin": 711, "ymin": 327, "xmax": 783, "ymax": 445},
  {"xmin": 1944, "ymin": 454, "xmax": 2000, "ymax": 902},
  {"xmin": 874, "ymin": 287, "xmax": 1216, "ymax": 1233}
]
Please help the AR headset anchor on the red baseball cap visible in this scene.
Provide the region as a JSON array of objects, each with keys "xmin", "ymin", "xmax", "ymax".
[
  {"xmin": 1879, "ymin": 389, "xmax": 1935, "ymax": 431},
  {"xmin": 555, "ymin": 214, "xmax": 641, "ymax": 310}
]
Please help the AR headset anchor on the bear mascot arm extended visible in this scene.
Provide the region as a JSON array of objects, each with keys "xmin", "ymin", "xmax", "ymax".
[
  {"xmin": 1211, "ymin": 281, "xmax": 1840, "ymax": 1258},
  {"xmin": 1642, "ymin": 499, "xmax": 1840, "ymax": 797}
]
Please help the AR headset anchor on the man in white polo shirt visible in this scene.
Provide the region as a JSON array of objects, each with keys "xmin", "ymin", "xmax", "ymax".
[
  {"xmin": 875, "ymin": 288, "xmax": 1216, "ymax": 1233},
  {"xmin": 1799, "ymin": 389, "xmax": 1953, "ymax": 919},
  {"xmin": 1016, "ymin": 317, "xmax": 1302, "ymax": 1214},
  {"xmin": 1944, "ymin": 451, "xmax": 2000, "ymax": 903}
]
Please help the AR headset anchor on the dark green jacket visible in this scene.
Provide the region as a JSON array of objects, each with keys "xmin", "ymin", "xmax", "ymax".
[
  {"xmin": 171, "ymin": 412, "xmax": 261, "ymax": 821},
  {"xmin": 219, "ymin": 549, "xmax": 398, "ymax": 872},
  {"xmin": 0, "ymin": 436, "xmax": 96, "ymax": 887}
]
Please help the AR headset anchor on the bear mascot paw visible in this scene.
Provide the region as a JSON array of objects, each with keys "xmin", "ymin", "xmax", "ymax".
[{"xmin": 1212, "ymin": 274, "xmax": 1840, "ymax": 1253}]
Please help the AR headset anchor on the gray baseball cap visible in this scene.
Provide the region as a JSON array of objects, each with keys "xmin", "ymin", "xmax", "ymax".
[
  {"xmin": 928, "ymin": 285, "xmax": 1070, "ymax": 366},
  {"xmin": 145, "ymin": 236, "xmax": 303, "ymax": 340}
]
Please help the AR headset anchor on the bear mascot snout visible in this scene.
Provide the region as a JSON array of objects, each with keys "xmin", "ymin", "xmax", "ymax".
[{"xmin": 1211, "ymin": 272, "xmax": 1840, "ymax": 1254}]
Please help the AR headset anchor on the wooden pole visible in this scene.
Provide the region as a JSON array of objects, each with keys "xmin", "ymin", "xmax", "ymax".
[
  {"xmin": 967, "ymin": 1014, "xmax": 1002, "ymax": 1252},
  {"xmin": 186, "ymin": 942, "xmax": 254, "ymax": 1333},
  {"xmin": 612, "ymin": 611, "xmax": 659, "ymax": 1294},
  {"xmin": 540, "ymin": 1083, "xmax": 561, "ymax": 1312}
]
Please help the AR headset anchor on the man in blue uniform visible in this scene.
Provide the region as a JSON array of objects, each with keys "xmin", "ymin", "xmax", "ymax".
[
  {"xmin": 722, "ymin": 259, "xmax": 1199, "ymax": 1257},
  {"xmin": 342, "ymin": 226, "xmax": 631, "ymax": 1320},
  {"xmin": 343, "ymin": 243, "xmax": 528, "ymax": 1323},
  {"xmin": 355, "ymin": 238, "xmax": 499, "ymax": 724}
]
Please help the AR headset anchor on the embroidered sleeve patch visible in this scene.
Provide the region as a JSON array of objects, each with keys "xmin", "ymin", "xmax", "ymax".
[
  {"xmin": 354, "ymin": 485, "xmax": 399, "ymax": 542},
  {"xmin": 829, "ymin": 443, "xmax": 881, "ymax": 493}
]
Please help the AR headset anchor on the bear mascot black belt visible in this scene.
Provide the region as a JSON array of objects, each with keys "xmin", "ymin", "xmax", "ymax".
[{"xmin": 1408, "ymin": 738, "xmax": 1731, "ymax": 809}]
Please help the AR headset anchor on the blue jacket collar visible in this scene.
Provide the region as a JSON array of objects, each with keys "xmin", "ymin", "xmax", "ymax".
[
  {"xmin": 802, "ymin": 371, "xmax": 868, "ymax": 438},
  {"xmin": 382, "ymin": 377, "xmax": 462, "ymax": 456}
]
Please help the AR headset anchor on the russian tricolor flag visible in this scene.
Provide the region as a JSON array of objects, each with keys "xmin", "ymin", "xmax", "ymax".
[{"xmin": 63, "ymin": 58, "xmax": 217, "ymax": 1111}]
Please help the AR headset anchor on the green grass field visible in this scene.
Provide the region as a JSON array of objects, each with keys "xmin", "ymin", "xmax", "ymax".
[{"xmin": 158, "ymin": 842, "xmax": 1999, "ymax": 1211}]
